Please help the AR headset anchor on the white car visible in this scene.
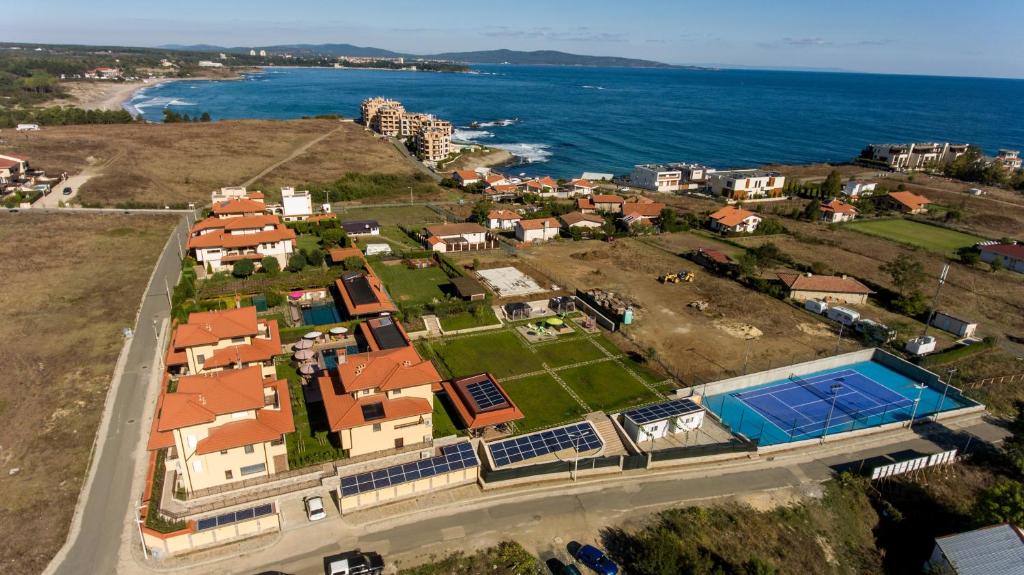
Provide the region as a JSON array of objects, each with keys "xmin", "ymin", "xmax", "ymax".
[{"xmin": 304, "ymin": 495, "xmax": 327, "ymax": 521}]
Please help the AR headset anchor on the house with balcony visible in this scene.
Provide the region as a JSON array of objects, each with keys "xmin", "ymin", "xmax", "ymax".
[
  {"xmin": 523, "ymin": 176, "xmax": 559, "ymax": 197},
  {"xmin": 819, "ymin": 199, "xmax": 858, "ymax": 223},
  {"xmin": 841, "ymin": 180, "xmax": 877, "ymax": 198},
  {"xmin": 318, "ymin": 345, "xmax": 442, "ymax": 457},
  {"xmin": 707, "ymin": 169, "xmax": 786, "ymax": 200},
  {"xmin": 423, "ymin": 223, "xmax": 496, "ymax": 252},
  {"xmin": 148, "ymin": 366, "xmax": 294, "ymax": 493},
  {"xmin": 630, "ymin": 163, "xmax": 707, "ymax": 192},
  {"xmin": 166, "ymin": 306, "xmax": 282, "ymax": 378},
  {"xmin": 708, "ymin": 205, "xmax": 762, "ymax": 234},
  {"xmin": 567, "ymin": 178, "xmax": 597, "ymax": 196},
  {"xmin": 187, "ymin": 213, "xmax": 296, "ymax": 273},
  {"xmin": 864, "ymin": 142, "xmax": 968, "ymax": 171},
  {"xmin": 487, "ymin": 209, "xmax": 521, "ymax": 231},
  {"xmin": 0, "ymin": 153, "xmax": 30, "ymax": 189}
]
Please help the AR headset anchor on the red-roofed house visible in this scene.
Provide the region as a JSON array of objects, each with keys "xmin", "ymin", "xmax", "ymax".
[
  {"xmin": 167, "ymin": 306, "xmax": 281, "ymax": 378},
  {"xmin": 621, "ymin": 202, "xmax": 666, "ymax": 226},
  {"xmin": 150, "ymin": 366, "xmax": 293, "ymax": 493},
  {"xmin": 0, "ymin": 154, "xmax": 30, "ymax": 185},
  {"xmin": 819, "ymin": 199, "xmax": 858, "ymax": 223},
  {"xmin": 524, "ymin": 176, "xmax": 559, "ymax": 197},
  {"xmin": 882, "ymin": 191, "xmax": 931, "ymax": 214},
  {"xmin": 979, "ymin": 243, "xmax": 1024, "ymax": 274},
  {"xmin": 592, "ymin": 194, "xmax": 625, "ymax": 213},
  {"xmin": 318, "ymin": 345, "xmax": 442, "ymax": 456},
  {"xmin": 516, "ymin": 217, "xmax": 561, "ymax": 242},
  {"xmin": 708, "ymin": 206, "xmax": 761, "ymax": 234},
  {"xmin": 560, "ymin": 211, "xmax": 605, "ymax": 231},
  {"xmin": 487, "ymin": 209, "xmax": 521, "ymax": 230},
  {"xmin": 453, "ymin": 170, "xmax": 482, "ymax": 187},
  {"xmin": 187, "ymin": 213, "xmax": 296, "ymax": 272},
  {"xmin": 211, "ymin": 197, "xmax": 267, "ymax": 219},
  {"xmin": 567, "ymin": 178, "xmax": 596, "ymax": 196},
  {"xmin": 777, "ymin": 272, "xmax": 874, "ymax": 304},
  {"xmin": 577, "ymin": 197, "xmax": 597, "ymax": 213}
]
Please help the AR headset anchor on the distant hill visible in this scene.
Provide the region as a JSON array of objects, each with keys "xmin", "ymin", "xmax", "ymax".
[
  {"xmin": 159, "ymin": 44, "xmax": 676, "ymax": 68},
  {"xmin": 425, "ymin": 49, "xmax": 672, "ymax": 68}
]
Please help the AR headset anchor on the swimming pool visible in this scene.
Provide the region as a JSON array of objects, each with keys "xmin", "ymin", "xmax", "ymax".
[
  {"xmin": 302, "ymin": 302, "xmax": 341, "ymax": 325},
  {"xmin": 705, "ymin": 361, "xmax": 972, "ymax": 446},
  {"xmin": 322, "ymin": 346, "xmax": 362, "ymax": 370}
]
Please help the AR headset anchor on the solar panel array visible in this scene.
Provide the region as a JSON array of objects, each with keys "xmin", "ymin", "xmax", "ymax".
[
  {"xmin": 488, "ymin": 421, "xmax": 603, "ymax": 468},
  {"xmin": 624, "ymin": 398, "xmax": 705, "ymax": 425},
  {"xmin": 196, "ymin": 503, "xmax": 274, "ymax": 531},
  {"xmin": 339, "ymin": 441, "xmax": 478, "ymax": 497},
  {"xmin": 466, "ymin": 378, "xmax": 507, "ymax": 411},
  {"xmin": 342, "ymin": 272, "xmax": 378, "ymax": 306}
]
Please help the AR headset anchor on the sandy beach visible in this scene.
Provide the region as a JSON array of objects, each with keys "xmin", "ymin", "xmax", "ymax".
[{"xmin": 52, "ymin": 80, "xmax": 155, "ymax": 111}]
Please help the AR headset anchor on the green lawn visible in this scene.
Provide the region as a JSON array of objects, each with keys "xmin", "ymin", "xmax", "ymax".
[
  {"xmin": 335, "ymin": 205, "xmax": 443, "ymax": 226},
  {"xmin": 502, "ymin": 374, "xmax": 588, "ymax": 432},
  {"xmin": 534, "ymin": 338, "xmax": 608, "ymax": 368},
  {"xmin": 432, "ymin": 396, "xmax": 464, "ymax": 438},
  {"xmin": 277, "ymin": 359, "xmax": 346, "ymax": 468},
  {"xmin": 422, "ymin": 330, "xmax": 544, "ymax": 379},
  {"xmin": 847, "ymin": 219, "xmax": 985, "ymax": 254},
  {"xmin": 559, "ymin": 361, "xmax": 662, "ymax": 413},
  {"xmin": 439, "ymin": 306, "xmax": 500, "ymax": 331},
  {"xmin": 295, "ymin": 234, "xmax": 322, "ymax": 252},
  {"xmin": 370, "ymin": 260, "xmax": 451, "ymax": 305}
]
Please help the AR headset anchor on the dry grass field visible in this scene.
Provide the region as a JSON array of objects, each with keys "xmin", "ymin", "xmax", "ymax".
[
  {"xmin": 0, "ymin": 212, "xmax": 178, "ymax": 574},
  {"xmin": 0, "ymin": 119, "xmax": 432, "ymax": 207}
]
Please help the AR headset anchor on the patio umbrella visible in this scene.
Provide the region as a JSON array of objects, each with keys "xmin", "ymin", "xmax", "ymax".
[
  {"xmin": 293, "ymin": 339, "xmax": 313, "ymax": 350},
  {"xmin": 289, "ymin": 291, "xmax": 304, "ymax": 300},
  {"xmin": 329, "ymin": 326, "xmax": 349, "ymax": 336},
  {"xmin": 303, "ymin": 331, "xmax": 323, "ymax": 340},
  {"xmin": 294, "ymin": 349, "xmax": 315, "ymax": 361},
  {"xmin": 298, "ymin": 364, "xmax": 316, "ymax": 375},
  {"xmin": 546, "ymin": 317, "xmax": 564, "ymax": 326}
]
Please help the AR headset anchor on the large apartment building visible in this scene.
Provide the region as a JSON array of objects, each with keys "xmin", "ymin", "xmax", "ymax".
[
  {"xmin": 166, "ymin": 306, "xmax": 282, "ymax": 378},
  {"xmin": 149, "ymin": 366, "xmax": 293, "ymax": 493},
  {"xmin": 361, "ymin": 97, "xmax": 452, "ymax": 163},
  {"xmin": 318, "ymin": 343, "xmax": 442, "ymax": 457},
  {"xmin": 360, "ymin": 96, "xmax": 404, "ymax": 127},
  {"xmin": 631, "ymin": 163, "xmax": 707, "ymax": 192},
  {"xmin": 864, "ymin": 142, "xmax": 969, "ymax": 171},
  {"xmin": 415, "ymin": 119, "xmax": 453, "ymax": 164},
  {"xmin": 372, "ymin": 104, "xmax": 406, "ymax": 137},
  {"xmin": 707, "ymin": 169, "xmax": 786, "ymax": 199}
]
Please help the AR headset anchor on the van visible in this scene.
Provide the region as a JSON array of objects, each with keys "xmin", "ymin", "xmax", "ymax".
[{"xmin": 826, "ymin": 306, "xmax": 860, "ymax": 326}]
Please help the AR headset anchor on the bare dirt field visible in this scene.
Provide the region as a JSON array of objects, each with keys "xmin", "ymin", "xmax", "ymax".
[
  {"xmin": 0, "ymin": 212, "xmax": 178, "ymax": 574},
  {"xmin": 515, "ymin": 236, "xmax": 863, "ymax": 384},
  {"xmin": 0, "ymin": 120, "xmax": 427, "ymax": 207}
]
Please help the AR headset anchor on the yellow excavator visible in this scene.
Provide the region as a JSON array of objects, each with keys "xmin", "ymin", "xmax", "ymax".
[{"xmin": 659, "ymin": 270, "xmax": 695, "ymax": 283}]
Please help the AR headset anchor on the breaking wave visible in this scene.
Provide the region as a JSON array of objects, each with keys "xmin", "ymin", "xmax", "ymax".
[
  {"xmin": 491, "ymin": 143, "xmax": 552, "ymax": 163},
  {"xmin": 453, "ymin": 128, "xmax": 494, "ymax": 141}
]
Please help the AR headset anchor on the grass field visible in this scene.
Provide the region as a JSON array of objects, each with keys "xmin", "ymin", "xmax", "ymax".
[
  {"xmin": 502, "ymin": 374, "xmax": 588, "ymax": 432},
  {"xmin": 438, "ymin": 307, "xmax": 501, "ymax": 332},
  {"xmin": 421, "ymin": 331, "xmax": 544, "ymax": 379},
  {"xmin": 277, "ymin": 360, "xmax": 345, "ymax": 467},
  {"xmin": 0, "ymin": 120, "xmax": 433, "ymax": 207},
  {"xmin": 432, "ymin": 396, "xmax": 463, "ymax": 438},
  {"xmin": 371, "ymin": 261, "xmax": 451, "ymax": 305},
  {"xmin": 559, "ymin": 361, "xmax": 661, "ymax": 412},
  {"xmin": 847, "ymin": 219, "xmax": 985, "ymax": 254},
  {"xmin": 534, "ymin": 338, "xmax": 608, "ymax": 367},
  {"xmin": 295, "ymin": 234, "xmax": 322, "ymax": 252},
  {"xmin": 335, "ymin": 205, "xmax": 445, "ymax": 226},
  {"xmin": 0, "ymin": 212, "xmax": 178, "ymax": 574}
]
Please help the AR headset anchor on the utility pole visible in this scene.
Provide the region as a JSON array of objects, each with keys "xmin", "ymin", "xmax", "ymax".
[
  {"xmin": 908, "ymin": 383, "xmax": 927, "ymax": 429},
  {"xmin": 835, "ymin": 323, "xmax": 844, "ymax": 355},
  {"xmin": 821, "ymin": 383, "xmax": 843, "ymax": 444},
  {"xmin": 934, "ymin": 368, "xmax": 957, "ymax": 421},
  {"xmin": 570, "ymin": 432, "xmax": 582, "ymax": 482},
  {"xmin": 921, "ymin": 263, "xmax": 950, "ymax": 338}
]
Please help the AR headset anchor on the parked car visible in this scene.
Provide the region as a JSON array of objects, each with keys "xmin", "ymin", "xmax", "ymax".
[
  {"xmin": 574, "ymin": 545, "xmax": 618, "ymax": 575},
  {"xmin": 62, "ymin": 187, "xmax": 73, "ymax": 196},
  {"xmin": 304, "ymin": 495, "xmax": 327, "ymax": 521},
  {"xmin": 325, "ymin": 550, "xmax": 384, "ymax": 575},
  {"xmin": 561, "ymin": 564, "xmax": 583, "ymax": 575}
]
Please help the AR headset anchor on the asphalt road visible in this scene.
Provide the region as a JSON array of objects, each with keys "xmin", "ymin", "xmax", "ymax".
[{"xmin": 51, "ymin": 215, "xmax": 190, "ymax": 575}]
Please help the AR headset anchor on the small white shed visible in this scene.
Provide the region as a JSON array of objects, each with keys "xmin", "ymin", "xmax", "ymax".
[
  {"xmin": 931, "ymin": 311, "xmax": 978, "ymax": 339},
  {"xmin": 364, "ymin": 243, "xmax": 392, "ymax": 256},
  {"xmin": 905, "ymin": 336, "xmax": 937, "ymax": 356},
  {"xmin": 621, "ymin": 398, "xmax": 705, "ymax": 443}
]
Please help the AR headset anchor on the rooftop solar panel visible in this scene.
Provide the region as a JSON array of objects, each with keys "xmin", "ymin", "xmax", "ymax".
[
  {"xmin": 370, "ymin": 320, "xmax": 407, "ymax": 350},
  {"xmin": 360, "ymin": 402, "xmax": 386, "ymax": 421},
  {"xmin": 623, "ymin": 398, "xmax": 705, "ymax": 426},
  {"xmin": 339, "ymin": 441, "xmax": 478, "ymax": 497},
  {"xmin": 466, "ymin": 378, "xmax": 508, "ymax": 411},
  {"xmin": 342, "ymin": 272, "xmax": 379, "ymax": 306},
  {"xmin": 196, "ymin": 503, "xmax": 276, "ymax": 531},
  {"xmin": 487, "ymin": 422, "xmax": 603, "ymax": 468}
]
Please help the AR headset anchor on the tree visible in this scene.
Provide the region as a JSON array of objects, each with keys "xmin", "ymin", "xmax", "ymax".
[
  {"xmin": 973, "ymin": 479, "xmax": 1024, "ymax": 527},
  {"xmin": 320, "ymin": 228, "xmax": 346, "ymax": 247},
  {"xmin": 265, "ymin": 290, "xmax": 285, "ymax": 308},
  {"xmin": 162, "ymin": 109, "xmax": 182, "ymax": 123},
  {"xmin": 956, "ymin": 246, "xmax": 980, "ymax": 266},
  {"xmin": 304, "ymin": 247, "xmax": 324, "ymax": 267},
  {"xmin": 821, "ymin": 170, "xmax": 842, "ymax": 197},
  {"xmin": 801, "ymin": 199, "xmax": 821, "ymax": 221},
  {"xmin": 231, "ymin": 259, "xmax": 255, "ymax": 278},
  {"xmin": 736, "ymin": 252, "xmax": 758, "ymax": 278},
  {"xmin": 287, "ymin": 253, "xmax": 307, "ymax": 272},
  {"xmin": 199, "ymin": 112, "xmax": 211, "ymax": 122},
  {"xmin": 260, "ymin": 256, "xmax": 280, "ymax": 275},
  {"xmin": 880, "ymin": 254, "xmax": 925, "ymax": 298},
  {"xmin": 471, "ymin": 200, "xmax": 492, "ymax": 223},
  {"xmin": 990, "ymin": 257, "xmax": 1005, "ymax": 273},
  {"xmin": 342, "ymin": 256, "xmax": 364, "ymax": 272}
]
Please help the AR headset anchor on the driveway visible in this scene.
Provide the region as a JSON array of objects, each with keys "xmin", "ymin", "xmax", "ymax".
[{"xmin": 34, "ymin": 171, "xmax": 93, "ymax": 208}]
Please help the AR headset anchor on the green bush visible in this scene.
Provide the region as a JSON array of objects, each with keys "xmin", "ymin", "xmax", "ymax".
[
  {"xmin": 265, "ymin": 290, "xmax": 285, "ymax": 308},
  {"xmin": 232, "ymin": 259, "xmax": 255, "ymax": 278},
  {"xmin": 287, "ymin": 253, "xmax": 308, "ymax": 272},
  {"xmin": 260, "ymin": 256, "xmax": 281, "ymax": 275}
]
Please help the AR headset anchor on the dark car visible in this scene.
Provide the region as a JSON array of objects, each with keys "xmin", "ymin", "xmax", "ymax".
[
  {"xmin": 561, "ymin": 564, "xmax": 583, "ymax": 575},
  {"xmin": 574, "ymin": 545, "xmax": 618, "ymax": 575},
  {"xmin": 62, "ymin": 187, "xmax": 73, "ymax": 195}
]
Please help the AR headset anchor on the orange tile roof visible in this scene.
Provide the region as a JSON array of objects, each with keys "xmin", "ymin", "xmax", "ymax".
[
  {"xmin": 820, "ymin": 199, "xmax": 858, "ymax": 215},
  {"xmin": 195, "ymin": 379, "xmax": 294, "ymax": 454},
  {"xmin": 328, "ymin": 246, "xmax": 365, "ymax": 264},
  {"xmin": 622, "ymin": 202, "xmax": 666, "ymax": 217},
  {"xmin": 487, "ymin": 209, "xmax": 520, "ymax": 221},
  {"xmin": 577, "ymin": 198, "xmax": 595, "ymax": 210},
  {"xmin": 485, "ymin": 174, "xmax": 506, "ymax": 184},
  {"xmin": 886, "ymin": 191, "xmax": 931, "ymax": 210},
  {"xmin": 157, "ymin": 366, "xmax": 267, "ymax": 431},
  {"xmin": 777, "ymin": 273, "xmax": 874, "ymax": 295},
  {"xmin": 538, "ymin": 176, "xmax": 558, "ymax": 188},
  {"xmin": 561, "ymin": 211, "xmax": 605, "ymax": 226},
  {"xmin": 441, "ymin": 373, "xmax": 524, "ymax": 430},
  {"xmin": 518, "ymin": 217, "xmax": 560, "ymax": 230},
  {"xmin": 187, "ymin": 224, "xmax": 296, "ymax": 250},
  {"xmin": 335, "ymin": 270, "xmax": 397, "ymax": 316},
  {"xmin": 487, "ymin": 184, "xmax": 519, "ymax": 193},
  {"xmin": 455, "ymin": 170, "xmax": 480, "ymax": 181},
  {"xmin": 335, "ymin": 345, "xmax": 441, "ymax": 393},
  {"xmin": 174, "ymin": 307, "xmax": 259, "ymax": 348},
  {"xmin": 592, "ymin": 194, "xmax": 624, "ymax": 204},
  {"xmin": 191, "ymin": 214, "xmax": 280, "ymax": 234},
  {"xmin": 211, "ymin": 197, "xmax": 266, "ymax": 215},
  {"xmin": 571, "ymin": 178, "xmax": 595, "ymax": 188},
  {"xmin": 709, "ymin": 205, "xmax": 759, "ymax": 227},
  {"xmin": 317, "ymin": 388, "xmax": 431, "ymax": 432},
  {"xmin": 201, "ymin": 319, "xmax": 281, "ymax": 369},
  {"xmin": 425, "ymin": 223, "xmax": 487, "ymax": 237}
]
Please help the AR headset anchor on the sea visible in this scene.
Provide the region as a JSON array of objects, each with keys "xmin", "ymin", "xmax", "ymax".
[{"xmin": 127, "ymin": 65, "xmax": 1024, "ymax": 178}]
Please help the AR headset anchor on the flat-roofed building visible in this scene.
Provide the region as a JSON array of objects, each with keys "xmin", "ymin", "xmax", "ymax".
[
  {"xmin": 864, "ymin": 142, "xmax": 969, "ymax": 171},
  {"xmin": 841, "ymin": 180, "xmax": 877, "ymax": 198},
  {"xmin": 149, "ymin": 366, "xmax": 294, "ymax": 493},
  {"xmin": 318, "ymin": 345, "xmax": 442, "ymax": 457},
  {"xmin": 165, "ymin": 306, "xmax": 282, "ymax": 378},
  {"xmin": 279, "ymin": 187, "xmax": 313, "ymax": 221},
  {"xmin": 360, "ymin": 96, "xmax": 404, "ymax": 127},
  {"xmin": 400, "ymin": 112, "xmax": 434, "ymax": 137},
  {"xmin": 415, "ymin": 119, "xmax": 452, "ymax": 164},
  {"xmin": 631, "ymin": 163, "xmax": 707, "ymax": 192},
  {"xmin": 995, "ymin": 149, "xmax": 1022, "ymax": 170},
  {"xmin": 707, "ymin": 169, "xmax": 785, "ymax": 199}
]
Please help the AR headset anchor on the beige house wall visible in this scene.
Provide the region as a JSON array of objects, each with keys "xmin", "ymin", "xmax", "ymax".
[
  {"xmin": 143, "ymin": 513, "xmax": 280, "ymax": 556},
  {"xmin": 788, "ymin": 289, "xmax": 868, "ymax": 305},
  {"xmin": 172, "ymin": 410, "xmax": 287, "ymax": 493},
  {"xmin": 341, "ymin": 414, "xmax": 432, "ymax": 457},
  {"xmin": 339, "ymin": 466, "xmax": 477, "ymax": 514}
]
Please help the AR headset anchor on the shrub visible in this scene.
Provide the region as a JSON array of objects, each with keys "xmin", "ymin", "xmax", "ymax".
[
  {"xmin": 342, "ymin": 256, "xmax": 364, "ymax": 271},
  {"xmin": 260, "ymin": 256, "xmax": 281, "ymax": 275},
  {"xmin": 231, "ymin": 259, "xmax": 255, "ymax": 278},
  {"xmin": 265, "ymin": 290, "xmax": 285, "ymax": 308},
  {"xmin": 304, "ymin": 247, "xmax": 325, "ymax": 267},
  {"xmin": 320, "ymin": 227, "xmax": 347, "ymax": 247},
  {"xmin": 287, "ymin": 253, "xmax": 308, "ymax": 272}
]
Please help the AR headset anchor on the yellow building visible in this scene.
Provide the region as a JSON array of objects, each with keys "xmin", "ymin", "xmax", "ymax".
[
  {"xmin": 360, "ymin": 96, "xmax": 403, "ymax": 126},
  {"xmin": 415, "ymin": 118, "xmax": 452, "ymax": 164},
  {"xmin": 166, "ymin": 307, "xmax": 281, "ymax": 378}
]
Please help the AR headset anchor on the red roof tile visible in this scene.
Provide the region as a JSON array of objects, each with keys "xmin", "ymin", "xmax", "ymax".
[{"xmin": 777, "ymin": 273, "xmax": 873, "ymax": 295}]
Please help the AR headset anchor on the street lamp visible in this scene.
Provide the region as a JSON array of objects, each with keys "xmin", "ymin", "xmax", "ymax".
[
  {"xmin": 908, "ymin": 383, "xmax": 928, "ymax": 429},
  {"xmin": 569, "ymin": 431, "xmax": 582, "ymax": 482},
  {"xmin": 136, "ymin": 504, "xmax": 149, "ymax": 560},
  {"xmin": 934, "ymin": 368, "xmax": 957, "ymax": 422},
  {"xmin": 820, "ymin": 383, "xmax": 843, "ymax": 444}
]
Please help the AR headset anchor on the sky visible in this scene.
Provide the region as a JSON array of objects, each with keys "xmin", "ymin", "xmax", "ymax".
[{"xmin": 9, "ymin": 0, "xmax": 1024, "ymax": 79}]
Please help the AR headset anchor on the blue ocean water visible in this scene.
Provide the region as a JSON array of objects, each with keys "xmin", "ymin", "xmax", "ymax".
[{"xmin": 129, "ymin": 66, "xmax": 1024, "ymax": 177}]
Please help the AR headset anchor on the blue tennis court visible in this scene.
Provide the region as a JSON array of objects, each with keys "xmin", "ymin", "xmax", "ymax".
[
  {"xmin": 734, "ymin": 369, "xmax": 914, "ymax": 438},
  {"xmin": 705, "ymin": 361, "xmax": 974, "ymax": 445}
]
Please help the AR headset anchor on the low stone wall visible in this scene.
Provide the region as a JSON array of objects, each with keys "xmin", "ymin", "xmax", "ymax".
[
  {"xmin": 338, "ymin": 466, "xmax": 479, "ymax": 514},
  {"xmin": 143, "ymin": 513, "xmax": 280, "ymax": 558}
]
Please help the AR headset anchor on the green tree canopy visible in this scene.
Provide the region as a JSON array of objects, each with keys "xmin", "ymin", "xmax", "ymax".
[
  {"xmin": 260, "ymin": 256, "xmax": 280, "ymax": 275},
  {"xmin": 821, "ymin": 170, "xmax": 842, "ymax": 197},
  {"xmin": 880, "ymin": 254, "xmax": 925, "ymax": 298},
  {"xmin": 287, "ymin": 253, "xmax": 307, "ymax": 272},
  {"xmin": 231, "ymin": 258, "xmax": 255, "ymax": 278}
]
